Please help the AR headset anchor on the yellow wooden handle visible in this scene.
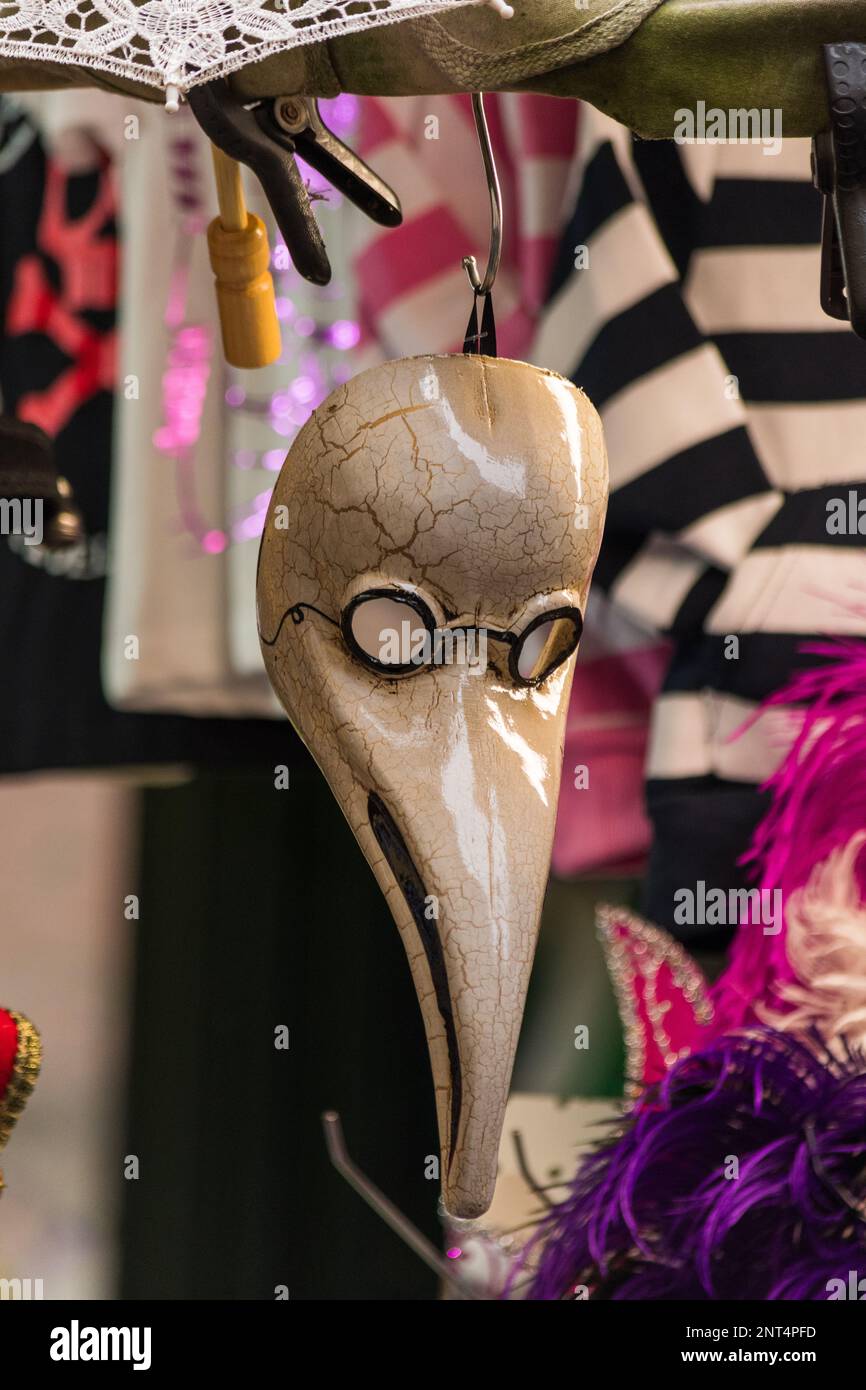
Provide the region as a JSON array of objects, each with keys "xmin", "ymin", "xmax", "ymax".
[{"xmin": 207, "ymin": 146, "xmax": 281, "ymax": 370}]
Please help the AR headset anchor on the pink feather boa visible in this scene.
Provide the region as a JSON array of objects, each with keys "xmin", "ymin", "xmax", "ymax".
[{"xmin": 711, "ymin": 641, "xmax": 866, "ymax": 1032}]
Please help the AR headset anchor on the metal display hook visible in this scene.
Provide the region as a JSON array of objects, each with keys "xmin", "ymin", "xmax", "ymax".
[
  {"xmin": 462, "ymin": 92, "xmax": 503, "ymax": 298},
  {"xmin": 321, "ymin": 1111, "xmax": 484, "ymax": 1300},
  {"xmin": 461, "ymin": 92, "xmax": 502, "ymax": 357}
]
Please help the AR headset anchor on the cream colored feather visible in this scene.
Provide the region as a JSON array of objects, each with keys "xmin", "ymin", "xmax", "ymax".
[{"xmin": 758, "ymin": 832, "xmax": 866, "ymax": 1054}]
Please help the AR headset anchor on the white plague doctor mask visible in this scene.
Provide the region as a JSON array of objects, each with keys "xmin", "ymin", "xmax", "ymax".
[{"xmin": 258, "ymin": 352, "xmax": 608, "ymax": 1219}]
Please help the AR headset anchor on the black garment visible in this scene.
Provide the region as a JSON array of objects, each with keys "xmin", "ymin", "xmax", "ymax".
[
  {"xmin": 0, "ymin": 101, "xmax": 301, "ymax": 774},
  {"xmin": 120, "ymin": 768, "xmax": 438, "ymax": 1300},
  {"xmin": 546, "ymin": 130, "xmax": 866, "ymax": 943}
]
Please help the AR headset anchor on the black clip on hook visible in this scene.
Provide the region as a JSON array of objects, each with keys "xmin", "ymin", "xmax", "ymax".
[
  {"xmin": 463, "ymin": 291, "xmax": 497, "ymax": 357},
  {"xmin": 187, "ymin": 80, "xmax": 402, "ymax": 287},
  {"xmin": 813, "ymin": 43, "xmax": 866, "ymax": 338}
]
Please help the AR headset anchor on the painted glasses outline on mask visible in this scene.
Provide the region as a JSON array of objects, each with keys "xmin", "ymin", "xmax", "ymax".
[{"xmin": 264, "ymin": 587, "xmax": 584, "ymax": 688}]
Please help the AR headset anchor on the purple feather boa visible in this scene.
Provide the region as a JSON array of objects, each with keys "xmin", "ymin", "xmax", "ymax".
[{"xmin": 524, "ymin": 1030, "xmax": 866, "ymax": 1301}]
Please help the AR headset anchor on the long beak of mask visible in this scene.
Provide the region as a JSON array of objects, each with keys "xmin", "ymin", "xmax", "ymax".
[{"xmin": 258, "ymin": 354, "xmax": 608, "ymax": 1218}]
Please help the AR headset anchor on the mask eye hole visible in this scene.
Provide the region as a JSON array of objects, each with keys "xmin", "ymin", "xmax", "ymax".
[
  {"xmin": 342, "ymin": 590, "xmax": 436, "ymax": 674},
  {"xmin": 513, "ymin": 608, "xmax": 582, "ymax": 686}
]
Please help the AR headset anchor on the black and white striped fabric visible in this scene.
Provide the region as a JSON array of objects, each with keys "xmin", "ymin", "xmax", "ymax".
[{"xmin": 535, "ymin": 112, "xmax": 866, "ymax": 941}]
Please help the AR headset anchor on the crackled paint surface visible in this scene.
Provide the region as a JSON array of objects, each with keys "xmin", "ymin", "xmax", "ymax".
[{"xmin": 258, "ymin": 354, "xmax": 608, "ymax": 1218}]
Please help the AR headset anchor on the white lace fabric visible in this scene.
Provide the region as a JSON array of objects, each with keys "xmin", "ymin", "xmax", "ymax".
[{"xmin": 0, "ymin": 0, "xmax": 479, "ymax": 93}]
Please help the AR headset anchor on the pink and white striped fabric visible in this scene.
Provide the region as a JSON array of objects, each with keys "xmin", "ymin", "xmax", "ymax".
[
  {"xmin": 352, "ymin": 92, "xmax": 579, "ymax": 360},
  {"xmin": 551, "ymin": 628, "xmax": 667, "ymax": 878}
]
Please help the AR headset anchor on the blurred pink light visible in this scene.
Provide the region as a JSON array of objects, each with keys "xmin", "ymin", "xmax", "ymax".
[
  {"xmin": 202, "ymin": 529, "xmax": 228, "ymax": 555},
  {"xmin": 329, "ymin": 318, "xmax": 360, "ymax": 351},
  {"xmin": 324, "ymin": 93, "xmax": 359, "ymax": 134},
  {"xmin": 232, "ymin": 513, "xmax": 265, "ymax": 543},
  {"xmin": 290, "ymin": 375, "xmax": 316, "ymax": 403}
]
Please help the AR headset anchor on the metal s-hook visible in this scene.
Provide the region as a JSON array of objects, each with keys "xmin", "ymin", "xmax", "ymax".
[{"xmin": 462, "ymin": 92, "xmax": 503, "ymax": 297}]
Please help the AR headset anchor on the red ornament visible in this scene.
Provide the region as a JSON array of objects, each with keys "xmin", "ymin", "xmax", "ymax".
[{"xmin": 0, "ymin": 1007, "xmax": 41, "ymax": 1192}]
